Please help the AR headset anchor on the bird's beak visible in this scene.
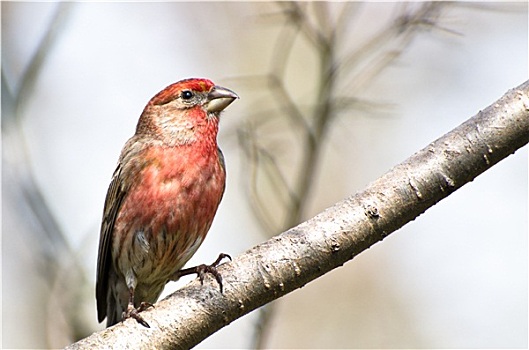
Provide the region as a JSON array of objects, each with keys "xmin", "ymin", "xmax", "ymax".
[{"xmin": 207, "ymin": 85, "xmax": 239, "ymax": 113}]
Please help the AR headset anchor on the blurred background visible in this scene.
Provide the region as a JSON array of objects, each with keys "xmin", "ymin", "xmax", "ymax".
[{"xmin": 2, "ymin": 2, "xmax": 527, "ymax": 349}]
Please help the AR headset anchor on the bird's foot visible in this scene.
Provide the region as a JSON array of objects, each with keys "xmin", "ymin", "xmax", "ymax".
[
  {"xmin": 174, "ymin": 253, "xmax": 232, "ymax": 293},
  {"xmin": 123, "ymin": 301, "xmax": 154, "ymax": 328}
]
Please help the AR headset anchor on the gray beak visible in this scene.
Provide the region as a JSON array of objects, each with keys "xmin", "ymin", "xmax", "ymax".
[{"xmin": 207, "ymin": 85, "xmax": 239, "ymax": 113}]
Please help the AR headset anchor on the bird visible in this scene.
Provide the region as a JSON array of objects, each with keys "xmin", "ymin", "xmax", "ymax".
[{"xmin": 95, "ymin": 78, "xmax": 238, "ymax": 328}]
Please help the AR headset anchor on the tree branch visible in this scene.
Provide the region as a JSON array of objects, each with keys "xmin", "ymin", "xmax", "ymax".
[{"xmin": 67, "ymin": 80, "xmax": 529, "ymax": 349}]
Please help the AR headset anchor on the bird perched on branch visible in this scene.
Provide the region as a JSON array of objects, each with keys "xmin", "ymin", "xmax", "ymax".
[{"xmin": 96, "ymin": 78, "xmax": 238, "ymax": 328}]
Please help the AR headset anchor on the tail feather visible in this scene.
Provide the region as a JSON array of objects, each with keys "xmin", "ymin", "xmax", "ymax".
[
  {"xmin": 102, "ymin": 275, "xmax": 128, "ymax": 327},
  {"xmin": 106, "ymin": 301, "xmax": 122, "ymax": 327}
]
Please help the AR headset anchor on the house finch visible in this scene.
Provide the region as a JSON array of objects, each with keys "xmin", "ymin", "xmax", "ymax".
[{"xmin": 96, "ymin": 78, "xmax": 238, "ymax": 328}]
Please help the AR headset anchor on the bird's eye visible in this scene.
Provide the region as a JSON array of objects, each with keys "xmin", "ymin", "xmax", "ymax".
[{"xmin": 181, "ymin": 90, "xmax": 194, "ymax": 100}]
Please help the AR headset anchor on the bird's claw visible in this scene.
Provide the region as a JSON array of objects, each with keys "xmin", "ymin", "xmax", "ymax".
[
  {"xmin": 123, "ymin": 302, "xmax": 154, "ymax": 328},
  {"xmin": 174, "ymin": 253, "xmax": 232, "ymax": 293}
]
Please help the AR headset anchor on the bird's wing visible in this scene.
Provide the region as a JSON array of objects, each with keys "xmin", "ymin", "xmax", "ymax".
[
  {"xmin": 95, "ymin": 161, "xmax": 128, "ymax": 323},
  {"xmin": 217, "ymin": 147, "xmax": 227, "ymax": 200}
]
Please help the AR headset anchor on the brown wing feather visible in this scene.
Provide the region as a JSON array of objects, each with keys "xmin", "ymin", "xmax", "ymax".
[{"xmin": 95, "ymin": 162, "xmax": 127, "ymax": 322}]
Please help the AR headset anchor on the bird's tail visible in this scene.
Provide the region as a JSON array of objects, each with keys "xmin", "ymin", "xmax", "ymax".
[
  {"xmin": 106, "ymin": 301, "xmax": 123, "ymax": 327},
  {"xmin": 104, "ymin": 278, "xmax": 128, "ymax": 327}
]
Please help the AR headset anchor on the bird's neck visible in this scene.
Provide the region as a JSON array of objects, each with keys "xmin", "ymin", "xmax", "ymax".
[{"xmin": 137, "ymin": 106, "xmax": 220, "ymax": 149}]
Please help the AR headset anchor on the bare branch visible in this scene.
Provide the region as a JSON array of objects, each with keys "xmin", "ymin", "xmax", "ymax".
[{"xmin": 238, "ymin": 5, "xmax": 461, "ymax": 345}]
